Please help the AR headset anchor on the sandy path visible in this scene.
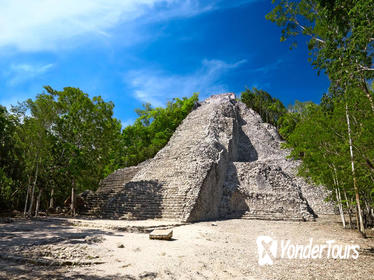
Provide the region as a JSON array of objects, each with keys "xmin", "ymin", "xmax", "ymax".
[{"xmin": 0, "ymin": 216, "xmax": 373, "ymax": 279}]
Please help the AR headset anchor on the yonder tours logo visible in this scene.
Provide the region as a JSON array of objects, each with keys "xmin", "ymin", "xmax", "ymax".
[{"xmin": 256, "ymin": 236, "xmax": 360, "ymax": 266}]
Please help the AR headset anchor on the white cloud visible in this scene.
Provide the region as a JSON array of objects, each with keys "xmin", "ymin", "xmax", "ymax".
[
  {"xmin": 0, "ymin": 0, "xmax": 259, "ymax": 52},
  {"xmin": 0, "ymin": 0, "xmax": 215, "ymax": 52},
  {"xmin": 125, "ymin": 58, "xmax": 247, "ymax": 106},
  {"xmin": 5, "ymin": 63, "xmax": 54, "ymax": 86}
]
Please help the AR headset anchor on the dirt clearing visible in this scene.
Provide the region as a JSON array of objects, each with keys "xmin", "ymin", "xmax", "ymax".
[{"xmin": 0, "ymin": 216, "xmax": 373, "ymax": 279}]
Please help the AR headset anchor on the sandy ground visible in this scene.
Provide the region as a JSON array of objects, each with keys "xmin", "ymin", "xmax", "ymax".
[{"xmin": 0, "ymin": 215, "xmax": 373, "ymax": 280}]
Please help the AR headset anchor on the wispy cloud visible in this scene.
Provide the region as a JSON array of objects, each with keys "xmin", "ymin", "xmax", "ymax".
[
  {"xmin": 0, "ymin": 0, "xmax": 157, "ymax": 51},
  {"xmin": 125, "ymin": 58, "xmax": 247, "ymax": 106},
  {"xmin": 5, "ymin": 63, "xmax": 54, "ymax": 86},
  {"xmin": 251, "ymin": 59, "xmax": 283, "ymax": 74},
  {"xmin": 0, "ymin": 0, "xmax": 258, "ymax": 52}
]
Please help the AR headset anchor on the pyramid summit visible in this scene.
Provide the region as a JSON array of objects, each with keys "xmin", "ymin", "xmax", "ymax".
[{"xmin": 83, "ymin": 93, "xmax": 334, "ymax": 222}]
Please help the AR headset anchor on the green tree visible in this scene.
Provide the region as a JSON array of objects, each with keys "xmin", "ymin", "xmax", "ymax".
[
  {"xmin": 121, "ymin": 94, "xmax": 199, "ymax": 167},
  {"xmin": 277, "ymin": 101, "xmax": 317, "ymax": 140},
  {"xmin": 43, "ymin": 86, "xmax": 122, "ymax": 215},
  {"xmin": 1, "ymin": 88, "xmax": 198, "ymax": 215},
  {"xmin": 10, "ymin": 94, "xmax": 60, "ymax": 216},
  {"xmin": 284, "ymin": 88, "xmax": 374, "ymax": 234},
  {"xmin": 241, "ymin": 88, "xmax": 287, "ymax": 128},
  {"xmin": 267, "ymin": 0, "xmax": 374, "ymax": 235},
  {"xmin": 0, "ymin": 105, "xmax": 20, "ymax": 210},
  {"xmin": 266, "ymin": 0, "xmax": 374, "ymax": 111}
]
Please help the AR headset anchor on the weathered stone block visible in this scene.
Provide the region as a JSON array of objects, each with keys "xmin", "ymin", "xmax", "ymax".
[{"xmin": 149, "ymin": 229, "xmax": 173, "ymax": 240}]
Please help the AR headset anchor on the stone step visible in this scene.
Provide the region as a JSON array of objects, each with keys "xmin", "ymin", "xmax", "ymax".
[{"xmin": 80, "ymin": 94, "xmax": 326, "ymax": 222}]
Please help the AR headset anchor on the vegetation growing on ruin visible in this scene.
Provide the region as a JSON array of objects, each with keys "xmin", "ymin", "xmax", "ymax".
[{"xmin": 240, "ymin": 88, "xmax": 287, "ymax": 128}]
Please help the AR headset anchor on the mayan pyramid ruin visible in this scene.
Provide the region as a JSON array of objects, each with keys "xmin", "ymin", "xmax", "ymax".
[{"xmin": 83, "ymin": 93, "xmax": 335, "ymax": 222}]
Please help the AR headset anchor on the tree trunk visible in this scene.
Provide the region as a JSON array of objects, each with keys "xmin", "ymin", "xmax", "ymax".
[
  {"xmin": 343, "ymin": 189, "xmax": 353, "ymax": 229},
  {"xmin": 49, "ymin": 187, "xmax": 54, "ymax": 209},
  {"xmin": 332, "ymin": 166, "xmax": 345, "ymax": 228},
  {"xmin": 364, "ymin": 199, "xmax": 374, "ymax": 227},
  {"xmin": 34, "ymin": 189, "xmax": 42, "ymax": 217},
  {"xmin": 361, "ymin": 80, "xmax": 374, "ymax": 113},
  {"xmin": 345, "ymin": 104, "xmax": 366, "ymax": 236},
  {"xmin": 355, "ymin": 205, "xmax": 360, "ymax": 230},
  {"xmin": 335, "ymin": 188, "xmax": 346, "ymax": 228},
  {"xmin": 23, "ymin": 175, "xmax": 32, "ymax": 217},
  {"xmin": 71, "ymin": 185, "xmax": 75, "ymax": 217},
  {"xmin": 28, "ymin": 161, "xmax": 39, "ymax": 217}
]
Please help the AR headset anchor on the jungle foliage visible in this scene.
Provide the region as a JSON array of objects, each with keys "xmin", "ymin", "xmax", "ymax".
[
  {"xmin": 0, "ymin": 87, "xmax": 198, "ymax": 215},
  {"xmin": 241, "ymin": 88, "xmax": 287, "ymax": 128},
  {"xmin": 265, "ymin": 0, "xmax": 374, "ymax": 234}
]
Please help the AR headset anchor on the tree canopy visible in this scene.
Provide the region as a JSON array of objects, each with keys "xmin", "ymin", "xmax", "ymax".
[
  {"xmin": 266, "ymin": 0, "xmax": 374, "ymax": 234},
  {"xmin": 241, "ymin": 88, "xmax": 287, "ymax": 128},
  {"xmin": 0, "ymin": 87, "xmax": 198, "ymax": 216},
  {"xmin": 120, "ymin": 94, "xmax": 199, "ymax": 167},
  {"xmin": 266, "ymin": 0, "xmax": 374, "ymax": 110}
]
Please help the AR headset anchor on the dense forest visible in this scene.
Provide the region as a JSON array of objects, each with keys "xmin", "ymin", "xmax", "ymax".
[
  {"xmin": 265, "ymin": 0, "xmax": 374, "ymax": 236},
  {"xmin": 241, "ymin": 86, "xmax": 374, "ymax": 236},
  {"xmin": 0, "ymin": 0, "xmax": 373, "ymax": 237},
  {"xmin": 240, "ymin": 0, "xmax": 374, "ymax": 236},
  {"xmin": 0, "ymin": 87, "xmax": 198, "ymax": 216}
]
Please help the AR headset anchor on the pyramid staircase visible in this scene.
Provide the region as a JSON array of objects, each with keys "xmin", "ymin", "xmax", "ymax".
[
  {"xmin": 81, "ymin": 166, "xmax": 141, "ymax": 216},
  {"xmin": 81, "ymin": 93, "xmax": 333, "ymax": 222}
]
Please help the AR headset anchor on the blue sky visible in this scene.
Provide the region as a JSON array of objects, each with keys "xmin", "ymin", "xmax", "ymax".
[{"xmin": 0, "ymin": 0, "xmax": 330, "ymax": 126}]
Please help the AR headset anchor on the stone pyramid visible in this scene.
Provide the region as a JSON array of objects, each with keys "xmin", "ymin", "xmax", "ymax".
[{"xmin": 83, "ymin": 93, "xmax": 335, "ymax": 222}]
